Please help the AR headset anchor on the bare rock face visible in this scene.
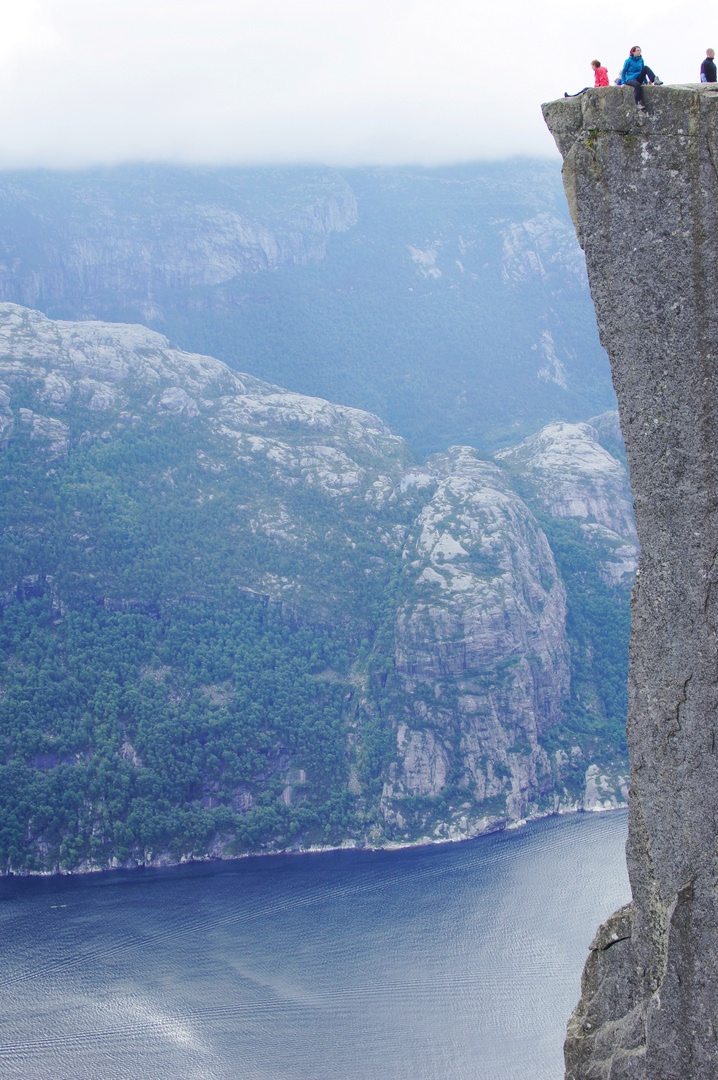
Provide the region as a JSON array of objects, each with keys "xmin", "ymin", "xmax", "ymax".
[
  {"xmin": 496, "ymin": 413, "xmax": 637, "ymax": 586},
  {"xmin": 390, "ymin": 447, "xmax": 570, "ymax": 832},
  {"xmin": 544, "ymin": 83, "xmax": 718, "ymax": 1079},
  {"xmin": 0, "ymin": 168, "xmax": 357, "ymax": 314},
  {"xmin": 0, "ymin": 303, "xmax": 394, "ymax": 468}
]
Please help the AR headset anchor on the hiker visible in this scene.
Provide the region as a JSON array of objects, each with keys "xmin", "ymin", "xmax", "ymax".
[
  {"xmin": 701, "ymin": 49, "xmax": 717, "ymax": 83},
  {"xmin": 618, "ymin": 46, "xmax": 663, "ymax": 109},
  {"xmin": 564, "ymin": 60, "xmax": 610, "ymax": 97},
  {"xmin": 592, "ymin": 59, "xmax": 609, "ymax": 87}
]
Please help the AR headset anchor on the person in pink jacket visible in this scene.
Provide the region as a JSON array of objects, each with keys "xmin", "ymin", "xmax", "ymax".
[
  {"xmin": 564, "ymin": 60, "xmax": 609, "ymax": 97},
  {"xmin": 591, "ymin": 60, "xmax": 609, "ymax": 86}
]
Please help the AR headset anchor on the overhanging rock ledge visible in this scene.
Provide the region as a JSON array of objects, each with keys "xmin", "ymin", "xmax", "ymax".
[{"xmin": 544, "ymin": 84, "xmax": 718, "ymax": 1080}]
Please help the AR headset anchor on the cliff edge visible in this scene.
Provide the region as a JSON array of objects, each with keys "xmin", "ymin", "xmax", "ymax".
[{"xmin": 544, "ymin": 84, "xmax": 718, "ymax": 1079}]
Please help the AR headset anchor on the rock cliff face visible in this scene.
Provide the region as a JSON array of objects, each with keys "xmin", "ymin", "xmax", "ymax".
[
  {"xmin": 0, "ymin": 303, "xmax": 626, "ymax": 871},
  {"xmin": 389, "ymin": 448, "xmax": 570, "ymax": 831},
  {"xmin": 0, "ymin": 167, "xmax": 357, "ymax": 316},
  {"xmin": 544, "ymin": 83, "xmax": 718, "ymax": 1079},
  {"xmin": 497, "ymin": 415, "xmax": 637, "ymax": 586}
]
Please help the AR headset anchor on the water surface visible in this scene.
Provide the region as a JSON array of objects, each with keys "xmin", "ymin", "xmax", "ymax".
[{"xmin": 0, "ymin": 810, "xmax": 629, "ymax": 1080}]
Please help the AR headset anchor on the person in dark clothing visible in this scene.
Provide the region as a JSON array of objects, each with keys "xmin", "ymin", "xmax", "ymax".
[
  {"xmin": 701, "ymin": 49, "xmax": 717, "ymax": 83},
  {"xmin": 618, "ymin": 45, "xmax": 663, "ymax": 108}
]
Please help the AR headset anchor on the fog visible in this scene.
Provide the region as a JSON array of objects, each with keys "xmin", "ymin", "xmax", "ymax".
[{"xmin": 0, "ymin": 0, "xmax": 714, "ymax": 167}]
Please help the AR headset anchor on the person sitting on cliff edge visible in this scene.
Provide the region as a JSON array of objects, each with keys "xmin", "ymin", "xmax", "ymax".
[
  {"xmin": 618, "ymin": 45, "xmax": 663, "ymax": 109},
  {"xmin": 564, "ymin": 59, "xmax": 610, "ymax": 97},
  {"xmin": 701, "ymin": 48, "xmax": 717, "ymax": 83}
]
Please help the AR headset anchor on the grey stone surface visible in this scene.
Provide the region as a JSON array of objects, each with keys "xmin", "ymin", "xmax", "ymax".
[
  {"xmin": 495, "ymin": 412, "xmax": 637, "ymax": 586},
  {"xmin": 543, "ymin": 84, "xmax": 718, "ymax": 1079}
]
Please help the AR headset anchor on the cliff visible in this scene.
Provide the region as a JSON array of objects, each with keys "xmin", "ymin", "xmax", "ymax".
[
  {"xmin": 544, "ymin": 83, "xmax": 718, "ymax": 1079},
  {"xmin": 496, "ymin": 416, "xmax": 637, "ymax": 586},
  {"xmin": 0, "ymin": 304, "xmax": 627, "ymax": 873},
  {"xmin": 0, "ymin": 162, "xmax": 613, "ymax": 456},
  {"xmin": 0, "ymin": 167, "xmax": 358, "ymax": 315}
]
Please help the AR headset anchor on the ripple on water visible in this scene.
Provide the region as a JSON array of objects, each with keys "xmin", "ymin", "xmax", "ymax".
[{"xmin": 0, "ymin": 809, "xmax": 629, "ymax": 1080}]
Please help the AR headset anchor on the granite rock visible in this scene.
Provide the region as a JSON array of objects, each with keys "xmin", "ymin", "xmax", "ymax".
[
  {"xmin": 544, "ymin": 83, "xmax": 718, "ymax": 1080},
  {"xmin": 389, "ymin": 447, "xmax": 570, "ymax": 830},
  {"xmin": 496, "ymin": 413, "xmax": 637, "ymax": 585}
]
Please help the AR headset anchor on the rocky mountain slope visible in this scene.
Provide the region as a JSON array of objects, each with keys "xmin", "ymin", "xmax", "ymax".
[
  {"xmin": 0, "ymin": 304, "xmax": 632, "ymax": 873},
  {"xmin": 0, "ymin": 162, "xmax": 615, "ymax": 454},
  {"xmin": 497, "ymin": 416, "xmax": 638, "ymax": 586},
  {"xmin": 545, "ymin": 84, "xmax": 718, "ymax": 1080},
  {"xmin": 0, "ymin": 166, "xmax": 357, "ymax": 313}
]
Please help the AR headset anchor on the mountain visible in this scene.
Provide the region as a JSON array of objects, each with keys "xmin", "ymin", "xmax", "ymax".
[
  {"xmin": 0, "ymin": 162, "xmax": 615, "ymax": 455},
  {"xmin": 497, "ymin": 416, "xmax": 637, "ymax": 587},
  {"xmin": 0, "ymin": 304, "xmax": 630, "ymax": 873}
]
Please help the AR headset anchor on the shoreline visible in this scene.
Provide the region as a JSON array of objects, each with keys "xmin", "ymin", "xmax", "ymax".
[{"xmin": 0, "ymin": 798, "xmax": 628, "ymax": 882}]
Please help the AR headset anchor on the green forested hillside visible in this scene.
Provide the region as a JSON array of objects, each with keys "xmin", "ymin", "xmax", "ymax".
[
  {"xmin": 0, "ymin": 307, "xmax": 631, "ymax": 872},
  {"xmin": 0, "ymin": 405, "xmax": 411, "ymax": 871},
  {"xmin": 0, "ymin": 594, "xmax": 359, "ymax": 870}
]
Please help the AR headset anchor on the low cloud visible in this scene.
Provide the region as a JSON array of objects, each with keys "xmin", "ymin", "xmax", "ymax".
[{"xmin": 0, "ymin": 0, "xmax": 713, "ymax": 168}]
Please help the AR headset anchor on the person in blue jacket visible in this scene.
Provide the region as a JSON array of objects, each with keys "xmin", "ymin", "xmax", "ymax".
[{"xmin": 618, "ymin": 45, "xmax": 663, "ymax": 108}]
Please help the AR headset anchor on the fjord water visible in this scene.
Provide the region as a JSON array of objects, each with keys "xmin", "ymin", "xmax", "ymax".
[{"xmin": 0, "ymin": 811, "xmax": 629, "ymax": 1080}]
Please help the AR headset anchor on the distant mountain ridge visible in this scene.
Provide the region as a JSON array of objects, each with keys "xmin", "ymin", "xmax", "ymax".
[
  {"xmin": 0, "ymin": 165, "xmax": 357, "ymax": 308},
  {"xmin": 0, "ymin": 305, "xmax": 631, "ymax": 873},
  {"xmin": 0, "ymin": 161, "xmax": 615, "ymax": 454}
]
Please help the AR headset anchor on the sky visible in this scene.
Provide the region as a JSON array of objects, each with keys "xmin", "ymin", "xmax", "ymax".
[{"xmin": 0, "ymin": 0, "xmax": 716, "ymax": 169}]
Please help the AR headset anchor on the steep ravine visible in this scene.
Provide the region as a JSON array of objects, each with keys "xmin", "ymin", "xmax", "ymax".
[{"xmin": 544, "ymin": 83, "xmax": 718, "ymax": 1079}]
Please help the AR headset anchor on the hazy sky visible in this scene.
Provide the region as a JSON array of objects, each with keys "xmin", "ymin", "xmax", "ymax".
[{"xmin": 1, "ymin": 0, "xmax": 715, "ymax": 168}]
